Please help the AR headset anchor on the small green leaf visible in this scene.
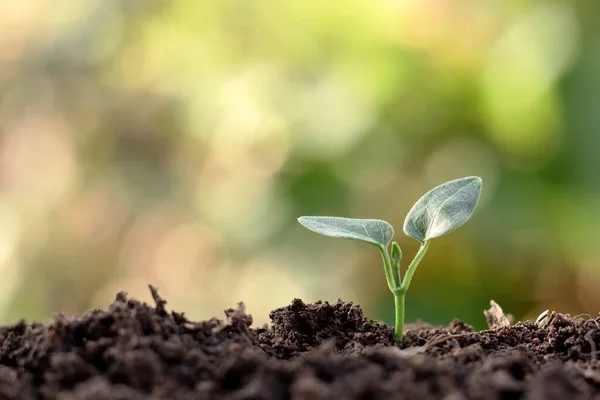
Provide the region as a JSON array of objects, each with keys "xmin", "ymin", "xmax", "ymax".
[
  {"xmin": 403, "ymin": 176, "xmax": 482, "ymax": 242},
  {"xmin": 390, "ymin": 241, "xmax": 402, "ymax": 286},
  {"xmin": 298, "ymin": 216, "xmax": 394, "ymax": 248},
  {"xmin": 391, "ymin": 242, "xmax": 402, "ymax": 267}
]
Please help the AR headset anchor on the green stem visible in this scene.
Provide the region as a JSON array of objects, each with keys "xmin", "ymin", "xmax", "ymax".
[
  {"xmin": 399, "ymin": 240, "xmax": 430, "ymax": 293},
  {"xmin": 379, "ymin": 246, "xmax": 398, "ymax": 291},
  {"xmin": 392, "ymin": 240, "xmax": 430, "ymax": 340},
  {"xmin": 393, "ymin": 292, "xmax": 405, "ymax": 340}
]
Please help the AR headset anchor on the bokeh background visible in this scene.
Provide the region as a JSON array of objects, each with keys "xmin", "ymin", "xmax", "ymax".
[{"xmin": 0, "ymin": 0, "xmax": 599, "ymax": 330}]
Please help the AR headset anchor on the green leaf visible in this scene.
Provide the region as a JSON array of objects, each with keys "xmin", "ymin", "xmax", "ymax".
[
  {"xmin": 403, "ymin": 176, "xmax": 482, "ymax": 242},
  {"xmin": 391, "ymin": 242, "xmax": 402, "ymax": 267},
  {"xmin": 390, "ymin": 241, "xmax": 402, "ymax": 285},
  {"xmin": 297, "ymin": 216, "xmax": 394, "ymax": 248}
]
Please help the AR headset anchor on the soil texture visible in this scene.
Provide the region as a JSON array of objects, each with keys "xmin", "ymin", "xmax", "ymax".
[{"xmin": 0, "ymin": 286, "xmax": 599, "ymax": 399}]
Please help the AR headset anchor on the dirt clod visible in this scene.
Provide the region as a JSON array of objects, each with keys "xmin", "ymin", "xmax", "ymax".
[{"xmin": 0, "ymin": 287, "xmax": 600, "ymax": 399}]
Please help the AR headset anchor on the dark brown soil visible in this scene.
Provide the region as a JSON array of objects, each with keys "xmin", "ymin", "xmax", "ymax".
[{"xmin": 1, "ymin": 286, "xmax": 599, "ymax": 399}]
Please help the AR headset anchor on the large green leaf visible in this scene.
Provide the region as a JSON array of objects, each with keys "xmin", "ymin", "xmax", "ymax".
[
  {"xmin": 297, "ymin": 216, "xmax": 394, "ymax": 248},
  {"xmin": 403, "ymin": 176, "xmax": 482, "ymax": 242}
]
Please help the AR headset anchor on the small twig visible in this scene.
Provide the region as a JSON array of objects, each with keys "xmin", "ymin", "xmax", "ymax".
[
  {"xmin": 586, "ymin": 332, "xmax": 596, "ymax": 361},
  {"xmin": 425, "ymin": 333, "xmax": 462, "ymax": 349},
  {"xmin": 149, "ymin": 285, "xmax": 167, "ymax": 315},
  {"xmin": 573, "ymin": 313, "xmax": 593, "ymax": 319}
]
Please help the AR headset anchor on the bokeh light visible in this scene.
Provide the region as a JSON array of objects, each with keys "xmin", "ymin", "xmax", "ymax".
[{"xmin": 0, "ymin": 0, "xmax": 598, "ymax": 329}]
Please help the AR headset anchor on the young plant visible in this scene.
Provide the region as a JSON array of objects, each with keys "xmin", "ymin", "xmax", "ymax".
[{"xmin": 298, "ymin": 176, "xmax": 482, "ymax": 340}]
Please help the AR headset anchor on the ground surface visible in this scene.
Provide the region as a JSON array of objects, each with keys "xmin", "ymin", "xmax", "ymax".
[{"xmin": 0, "ymin": 287, "xmax": 599, "ymax": 399}]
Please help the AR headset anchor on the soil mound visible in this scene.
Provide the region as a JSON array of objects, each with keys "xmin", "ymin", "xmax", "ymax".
[{"xmin": 0, "ymin": 286, "xmax": 598, "ymax": 399}]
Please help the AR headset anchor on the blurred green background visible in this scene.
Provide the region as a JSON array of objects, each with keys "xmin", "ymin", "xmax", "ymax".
[{"xmin": 0, "ymin": 0, "xmax": 598, "ymax": 330}]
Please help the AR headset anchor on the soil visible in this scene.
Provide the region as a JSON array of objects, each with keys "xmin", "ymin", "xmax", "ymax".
[{"xmin": 1, "ymin": 286, "xmax": 599, "ymax": 400}]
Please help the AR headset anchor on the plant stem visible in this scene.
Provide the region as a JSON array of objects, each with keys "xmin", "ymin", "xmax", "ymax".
[
  {"xmin": 400, "ymin": 240, "xmax": 430, "ymax": 293},
  {"xmin": 379, "ymin": 246, "xmax": 398, "ymax": 291},
  {"xmin": 393, "ymin": 291, "xmax": 405, "ymax": 339},
  {"xmin": 392, "ymin": 240, "xmax": 430, "ymax": 340}
]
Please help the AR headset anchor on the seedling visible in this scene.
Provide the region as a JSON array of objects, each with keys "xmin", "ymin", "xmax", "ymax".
[{"xmin": 298, "ymin": 176, "xmax": 482, "ymax": 340}]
